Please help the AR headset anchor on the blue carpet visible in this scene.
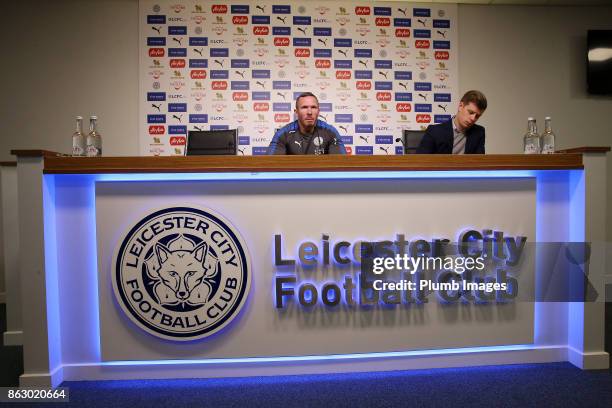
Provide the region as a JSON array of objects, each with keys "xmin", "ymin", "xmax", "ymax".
[
  {"xmin": 53, "ymin": 362, "xmax": 611, "ymax": 408},
  {"xmin": 1, "ymin": 302, "xmax": 612, "ymax": 407}
]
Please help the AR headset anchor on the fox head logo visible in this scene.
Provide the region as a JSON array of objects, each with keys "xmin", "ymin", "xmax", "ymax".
[
  {"xmin": 113, "ymin": 206, "xmax": 251, "ymax": 341},
  {"xmin": 146, "ymin": 235, "xmax": 219, "ymax": 306}
]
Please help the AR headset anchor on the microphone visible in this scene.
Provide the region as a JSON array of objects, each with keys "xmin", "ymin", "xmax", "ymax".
[{"xmin": 395, "ymin": 137, "xmax": 408, "ymax": 155}]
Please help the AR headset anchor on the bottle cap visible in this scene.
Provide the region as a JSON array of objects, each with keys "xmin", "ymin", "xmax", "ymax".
[
  {"xmin": 527, "ymin": 117, "xmax": 534, "ymax": 120},
  {"xmin": 545, "ymin": 116, "xmax": 551, "ymax": 120},
  {"xmin": 76, "ymin": 116, "xmax": 83, "ymax": 120},
  {"xmin": 90, "ymin": 115, "xmax": 98, "ymax": 120}
]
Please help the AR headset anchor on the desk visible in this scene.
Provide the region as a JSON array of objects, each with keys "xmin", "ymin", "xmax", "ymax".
[{"xmin": 11, "ymin": 151, "xmax": 609, "ymax": 387}]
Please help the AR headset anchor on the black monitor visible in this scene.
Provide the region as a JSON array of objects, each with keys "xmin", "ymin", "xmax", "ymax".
[
  {"xmin": 186, "ymin": 129, "xmax": 237, "ymax": 155},
  {"xmin": 587, "ymin": 30, "xmax": 612, "ymax": 95},
  {"xmin": 401, "ymin": 130, "xmax": 426, "ymax": 154}
]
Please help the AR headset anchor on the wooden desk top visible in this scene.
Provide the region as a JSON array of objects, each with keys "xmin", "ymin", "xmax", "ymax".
[{"xmin": 10, "ymin": 149, "xmax": 598, "ymax": 174}]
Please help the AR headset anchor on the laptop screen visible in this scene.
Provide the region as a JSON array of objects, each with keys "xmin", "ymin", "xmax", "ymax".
[
  {"xmin": 186, "ymin": 130, "xmax": 237, "ymax": 156},
  {"xmin": 402, "ymin": 130, "xmax": 426, "ymax": 154}
]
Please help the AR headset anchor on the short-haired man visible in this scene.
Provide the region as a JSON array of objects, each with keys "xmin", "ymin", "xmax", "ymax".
[
  {"xmin": 416, "ymin": 90, "xmax": 487, "ymax": 154},
  {"xmin": 268, "ymin": 92, "xmax": 346, "ymax": 155}
]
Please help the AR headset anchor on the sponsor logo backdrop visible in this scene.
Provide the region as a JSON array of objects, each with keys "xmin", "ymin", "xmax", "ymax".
[{"xmin": 139, "ymin": 1, "xmax": 458, "ymax": 156}]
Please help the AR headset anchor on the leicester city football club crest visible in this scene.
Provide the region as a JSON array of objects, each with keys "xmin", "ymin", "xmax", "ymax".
[{"xmin": 112, "ymin": 206, "xmax": 251, "ymax": 341}]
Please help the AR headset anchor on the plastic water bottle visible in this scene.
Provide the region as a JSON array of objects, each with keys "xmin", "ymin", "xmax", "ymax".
[
  {"xmin": 86, "ymin": 116, "xmax": 102, "ymax": 157},
  {"xmin": 523, "ymin": 117, "xmax": 540, "ymax": 154},
  {"xmin": 71, "ymin": 116, "xmax": 85, "ymax": 156},
  {"xmin": 541, "ymin": 117, "xmax": 556, "ymax": 154}
]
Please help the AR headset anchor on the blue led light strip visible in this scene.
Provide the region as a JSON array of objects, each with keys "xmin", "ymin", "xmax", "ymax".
[
  {"xmin": 100, "ymin": 343, "xmax": 546, "ymax": 367},
  {"xmin": 45, "ymin": 169, "xmax": 581, "ymax": 369},
  {"xmin": 93, "ymin": 170, "xmax": 539, "ymax": 182}
]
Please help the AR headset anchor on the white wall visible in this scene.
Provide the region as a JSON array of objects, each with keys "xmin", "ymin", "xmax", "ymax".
[
  {"xmin": 0, "ymin": 0, "xmax": 139, "ymax": 158},
  {"xmin": 0, "ymin": 1, "xmax": 611, "ymax": 238},
  {"xmin": 460, "ymin": 5, "xmax": 612, "ymax": 154},
  {"xmin": 458, "ymin": 5, "xmax": 612, "ymax": 240}
]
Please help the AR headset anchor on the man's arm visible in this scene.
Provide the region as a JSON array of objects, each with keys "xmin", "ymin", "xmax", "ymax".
[
  {"xmin": 318, "ymin": 121, "xmax": 347, "ymax": 154},
  {"xmin": 474, "ymin": 127, "xmax": 485, "ymax": 154},
  {"xmin": 327, "ymin": 129, "xmax": 347, "ymax": 155},
  {"xmin": 416, "ymin": 126, "xmax": 435, "ymax": 154},
  {"xmin": 267, "ymin": 128, "xmax": 287, "ymax": 155}
]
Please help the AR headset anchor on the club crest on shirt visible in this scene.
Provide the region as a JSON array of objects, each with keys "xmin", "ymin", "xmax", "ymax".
[{"xmin": 112, "ymin": 206, "xmax": 251, "ymax": 341}]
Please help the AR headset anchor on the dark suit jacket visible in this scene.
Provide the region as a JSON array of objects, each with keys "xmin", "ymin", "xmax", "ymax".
[{"xmin": 416, "ymin": 119, "xmax": 485, "ymax": 154}]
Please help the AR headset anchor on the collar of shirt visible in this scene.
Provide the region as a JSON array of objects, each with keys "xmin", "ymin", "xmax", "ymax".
[
  {"xmin": 298, "ymin": 125, "xmax": 316, "ymax": 138},
  {"xmin": 451, "ymin": 116, "xmax": 465, "ymax": 136}
]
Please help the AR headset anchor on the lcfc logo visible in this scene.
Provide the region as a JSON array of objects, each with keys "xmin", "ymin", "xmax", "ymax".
[{"xmin": 112, "ymin": 206, "xmax": 251, "ymax": 341}]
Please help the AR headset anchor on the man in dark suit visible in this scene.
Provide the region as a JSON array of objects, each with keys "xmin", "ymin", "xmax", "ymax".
[{"xmin": 416, "ymin": 90, "xmax": 487, "ymax": 154}]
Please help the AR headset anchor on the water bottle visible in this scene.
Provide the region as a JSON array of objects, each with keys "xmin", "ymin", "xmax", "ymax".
[
  {"xmin": 86, "ymin": 116, "xmax": 102, "ymax": 157},
  {"xmin": 71, "ymin": 116, "xmax": 85, "ymax": 156},
  {"xmin": 523, "ymin": 117, "xmax": 540, "ymax": 154},
  {"xmin": 541, "ymin": 116, "xmax": 556, "ymax": 154}
]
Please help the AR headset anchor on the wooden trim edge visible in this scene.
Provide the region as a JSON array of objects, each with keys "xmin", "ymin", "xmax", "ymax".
[
  {"xmin": 556, "ymin": 146, "xmax": 610, "ymax": 154},
  {"xmin": 11, "ymin": 150, "xmax": 63, "ymax": 158},
  {"xmin": 42, "ymin": 154, "xmax": 584, "ymax": 174}
]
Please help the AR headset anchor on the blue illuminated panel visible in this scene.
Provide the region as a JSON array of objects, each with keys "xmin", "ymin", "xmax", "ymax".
[
  {"xmin": 103, "ymin": 343, "xmax": 538, "ymax": 366},
  {"xmin": 46, "ymin": 169, "xmax": 583, "ymax": 367},
  {"xmin": 92, "ymin": 170, "xmax": 540, "ymax": 182}
]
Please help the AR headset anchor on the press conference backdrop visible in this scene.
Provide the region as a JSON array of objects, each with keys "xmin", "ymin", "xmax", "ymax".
[{"xmin": 139, "ymin": 1, "xmax": 459, "ymax": 156}]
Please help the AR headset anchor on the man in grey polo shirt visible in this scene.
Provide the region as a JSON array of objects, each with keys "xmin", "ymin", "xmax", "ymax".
[{"xmin": 267, "ymin": 92, "xmax": 347, "ymax": 155}]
